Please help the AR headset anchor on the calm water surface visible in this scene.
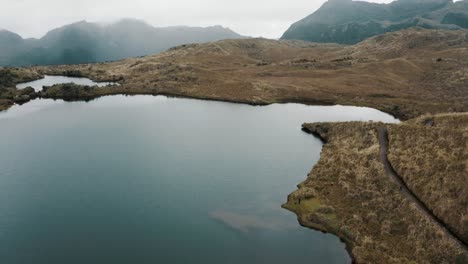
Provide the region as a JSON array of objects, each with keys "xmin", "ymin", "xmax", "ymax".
[
  {"xmin": 16, "ymin": 75, "xmax": 118, "ymax": 91},
  {"xmin": 0, "ymin": 92, "xmax": 398, "ymax": 264}
]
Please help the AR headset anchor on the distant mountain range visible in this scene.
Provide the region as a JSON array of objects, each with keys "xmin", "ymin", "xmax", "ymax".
[
  {"xmin": 0, "ymin": 19, "xmax": 245, "ymax": 66},
  {"xmin": 282, "ymin": 0, "xmax": 468, "ymax": 44}
]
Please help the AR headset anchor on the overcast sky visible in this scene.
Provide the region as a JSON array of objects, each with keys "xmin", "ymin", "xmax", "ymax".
[{"xmin": 1, "ymin": 0, "xmax": 395, "ymax": 39}]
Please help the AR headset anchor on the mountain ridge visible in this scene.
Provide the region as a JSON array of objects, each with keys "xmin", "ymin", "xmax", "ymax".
[
  {"xmin": 282, "ymin": 0, "xmax": 468, "ymax": 44},
  {"xmin": 0, "ymin": 19, "xmax": 245, "ymax": 66}
]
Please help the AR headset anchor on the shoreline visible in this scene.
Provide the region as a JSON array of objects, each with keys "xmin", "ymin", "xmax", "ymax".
[
  {"xmin": 4, "ymin": 79, "xmax": 467, "ymax": 263},
  {"xmin": 282, "ymin": 202, "xmax": 357, "ymax": 264},
  {"xmin": 2, "ymin": 83, "xmax": 407, "ymax": 121},
  {"xmin": 284, "ymin": 118, "xmax": 468, "ymax": 263},
  {"xmin": 0, "ymin": 89, "xmax": 381, "ymax": 263},
  {"xmin": 2, "ymin": 30, "xmax": 468, "ymax": 263},
  {"xmin": 285, "ymin": 124, "xmax": 357, "ymax": 263}
]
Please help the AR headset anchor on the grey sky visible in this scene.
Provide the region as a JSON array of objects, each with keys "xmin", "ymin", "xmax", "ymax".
[{"xmin": 1, "ymin": 0, "xmax": 394, "ymax": 39}]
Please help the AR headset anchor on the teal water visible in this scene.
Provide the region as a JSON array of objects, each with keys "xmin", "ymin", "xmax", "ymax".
[{"xmin": 0, "ymin": 94, "xmax": 398, "ymax": 264}]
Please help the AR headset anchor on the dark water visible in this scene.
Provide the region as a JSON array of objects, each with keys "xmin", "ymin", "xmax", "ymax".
[
  {"xmin": 16, "ymin": 75, "xmax": 118, "ymax": 91},
  {"xmin": 0, "ymin": 94, "xmax": 398, "ymax": 264}
]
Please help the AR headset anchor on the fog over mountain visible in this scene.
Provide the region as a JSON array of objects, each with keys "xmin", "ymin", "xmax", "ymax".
[
  {"xmin": 2, "ymin": 0, "xmax": 466, "ymax": 66},
  {"xmin": 0, "ymin": 0, "xmax": 394, "ymax": 40},
  {"xmin": 0, "ymin": 19, "xmax": 244, "ymax": 66},
  {"xmin": 282, "ymin": 0, "xmax": 468, "ymax": 44}
]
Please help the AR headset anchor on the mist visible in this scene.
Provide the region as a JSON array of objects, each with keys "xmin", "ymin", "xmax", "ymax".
[{"xmin": 1, "ymin": 0, "xmax": 394, "ymax": 39}]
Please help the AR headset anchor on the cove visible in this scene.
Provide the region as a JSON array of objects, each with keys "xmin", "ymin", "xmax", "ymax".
[
  {"xmin": 16, "ymin": 75, "xmax": 118, "ymax": 91},
  {"xmin": 0, "ymin": 95, "xmax": 399, "ymax": 264}
]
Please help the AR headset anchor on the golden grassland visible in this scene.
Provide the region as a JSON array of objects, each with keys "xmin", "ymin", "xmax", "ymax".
[
  {"xmin": 1, "ymin": 28, "xmax": 463, "ymax": 120},
  {"xmin": 284, "ymin": 113, "xmax": 468, "ymax": 263}
]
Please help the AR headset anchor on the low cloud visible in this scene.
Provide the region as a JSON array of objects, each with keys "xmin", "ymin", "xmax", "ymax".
[{"xmin": 1, "ymin": 0, "xmax": 393, "ymax": 39}]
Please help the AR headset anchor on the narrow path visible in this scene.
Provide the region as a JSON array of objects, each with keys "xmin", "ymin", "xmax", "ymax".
[{"xmin": 377, "ymin": 126, "xmax": 468, "ymax": 252}]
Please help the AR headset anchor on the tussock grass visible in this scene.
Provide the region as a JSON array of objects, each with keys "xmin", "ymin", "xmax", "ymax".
[
  {"xmin": 0, "ymin": 68, "xmax": 42, "ymax": 108},
  {"xmin": 287, "ymin": 120, "xmax": 467, "ymax": 263},
  {"xmin": 388, "ymin": 113, "xmax": 468, "ymax": 245},
  {"xmin": 17, "ymin": 28, "xmax": 468, "ymax": 119}
]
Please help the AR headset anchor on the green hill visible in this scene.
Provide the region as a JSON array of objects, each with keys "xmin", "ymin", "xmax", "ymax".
[{"xmin": 282, "ymin": 0, "xmax": 468, "ymax": 44}]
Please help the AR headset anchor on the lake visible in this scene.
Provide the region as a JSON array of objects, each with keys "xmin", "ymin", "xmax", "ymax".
[
  {"xmin": 16, "ymin": 75, "xmax": 118, "ymax": 91},
  {"xmin": 0, "ymin": 81, "xmax": 399, "ymax": 264}
]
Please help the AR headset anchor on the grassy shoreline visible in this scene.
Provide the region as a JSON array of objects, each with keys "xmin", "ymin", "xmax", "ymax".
[
  {"xmin": 285, "ymin": 115, "xmax": 468, "ymax": 263},
  {"xmin": 2, "ymin": 28, "xmax": 468, "ymax": 263},
  {"xmin": 3, "ymin": 29, "xmax": 468, "ymax": 121}
]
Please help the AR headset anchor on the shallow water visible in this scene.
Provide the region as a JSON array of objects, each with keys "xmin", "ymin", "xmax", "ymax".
[
  {"xmin": 0, "ymin": 95, "xmax": 399, "ymax": 264},
  {"xmin": 16, "ymin": 75, "xmax": 118, "ymax": 91}
]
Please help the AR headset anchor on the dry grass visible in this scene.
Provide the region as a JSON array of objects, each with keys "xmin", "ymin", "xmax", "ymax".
[
  {"xmin": 0, "ymin": 67, "xmax": 42, "ymax": 87},
  {"xmin": 284, "ymin": 120, "xmax": 468, "ymax": 263},
  {"xmin": 19, "ymin": 28, "xmax": 468, "ymax": 120},
  {"xmin": 388, "ymin": 113, "xmax": 468, "ymax": 245},
  {"xmin": 0, "ymin": 99, "xmax": 12, "ymax": 111},
  {"xmin": 0, "ymin": 67, "xmax": 42, "ymax": 107}
]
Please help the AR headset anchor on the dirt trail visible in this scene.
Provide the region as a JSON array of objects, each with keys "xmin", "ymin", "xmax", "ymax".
[{"xmin": 377, "ymin": 126, "xmax": 468, "ymax": 252}]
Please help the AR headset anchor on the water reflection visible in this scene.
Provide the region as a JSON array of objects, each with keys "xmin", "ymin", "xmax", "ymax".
[
  {"xmin": 16, "ymin": 75, "xmax": 118, "ymax": 91},
  {"xmin": 0, "ymin": 95, "xmax": 398, "ymax": 264}
]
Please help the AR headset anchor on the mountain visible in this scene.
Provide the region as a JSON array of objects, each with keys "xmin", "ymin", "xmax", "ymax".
[
  {"xmin": 0, "ymin": 30, "xmax": 26, "ymax": 65},
  {"xmin": 0, "ymin": 19, "xmax": 245, "ymax": 66},
  {"xmin": 281, "ymin": 0, "xmax": 468, "ymax": 44}
]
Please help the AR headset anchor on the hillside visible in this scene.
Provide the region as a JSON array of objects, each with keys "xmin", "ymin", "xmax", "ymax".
[
  {"xmin": 282, "ymin": 0, "xmax": 468, "ymax": 44},
  {"xmin": 12, "ymin": 28, "xmax": 465, "ymax": 120},
  {"xmin": 0, "ymin": 19, "xmax": 244, "ymax": 66}
]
